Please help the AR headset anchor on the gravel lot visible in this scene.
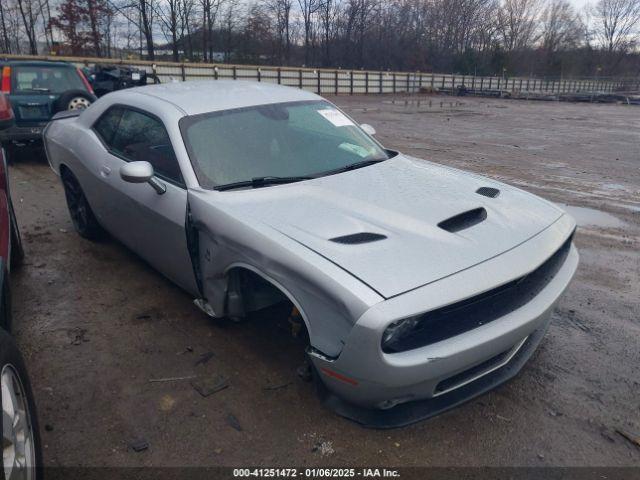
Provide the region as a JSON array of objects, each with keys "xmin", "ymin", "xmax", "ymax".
[{"xmin": 7, "ymin": 94, "xmax": 640, "ymax": 467}]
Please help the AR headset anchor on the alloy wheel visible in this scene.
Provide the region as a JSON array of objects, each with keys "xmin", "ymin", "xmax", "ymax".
[
  {"xmin": 2, "ymin": 364, "xmax": 36, "ymax": 480},
  {"xmin": 63, "ymin": 176, "xmax": 88, "ymax": 232}
]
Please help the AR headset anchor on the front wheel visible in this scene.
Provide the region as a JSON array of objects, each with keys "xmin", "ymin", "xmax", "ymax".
[
  {"xmin": 1, "ymin": 329, "xmax": 43, "ymax": 480},
  {"xmin": 61, "ymin": 170, "xmax": 104, "ymax": 240}
]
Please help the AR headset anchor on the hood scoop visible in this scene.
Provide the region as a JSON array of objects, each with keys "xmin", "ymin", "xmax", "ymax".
[
  {"xmin": 476, "ymin": 186, "xmax": 500, "ymax": 198},
  {"xmin": 330, "ymin": 232, "xmax": 387, "ymax": 244},
  {"xmin": 438, "ymin": 208, "xmax": 487, "ymax": 233}
]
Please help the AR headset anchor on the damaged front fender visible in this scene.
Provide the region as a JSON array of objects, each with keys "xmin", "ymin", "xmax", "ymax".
[{"xmin": 186, "ymin": 189, "xmax": 383, "ymax": 358}]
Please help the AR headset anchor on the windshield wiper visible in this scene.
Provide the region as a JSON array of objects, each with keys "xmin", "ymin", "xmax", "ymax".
[
  {"xmin": 24, "ymin": 87, "xmax": 50, "ymax": 92},
  {"xmin": 214, "ymin": 175, "xmax": 314, "ymax": 191},
  {"xmin": 316, "ymin": 158, "xmax": 387, "ymax": 178}
]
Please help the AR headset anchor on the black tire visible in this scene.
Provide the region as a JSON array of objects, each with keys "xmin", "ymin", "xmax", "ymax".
[
  {"xmin": 9, "ymin": 201, "xmax": 24, "ymax": 269},
  {"xmin": 0, "ymin": 329, "xmax": 43, "ymax": 480},
  {"xmin": 61, "ymin": 169, "xmax": 105, "ymax": 240},
  {"xmin": 0, "ymin": 273, "xmax": 11, "ymax": 332},
  {"xmin": 53, "ymin": 89, "xmax": 97, "ymax": 114},
  {"xmin": 3, "ymin": 144, "xmax": 16, "ymax": 165}
]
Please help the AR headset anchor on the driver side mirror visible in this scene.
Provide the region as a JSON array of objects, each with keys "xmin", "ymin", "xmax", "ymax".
[
  {"xmin": 361, "ymin": 124, "xmax": 376, "ymax": 136},
  {"xmin": 120, "ymin": 161, "xmax": 166, "ymax": 194}
]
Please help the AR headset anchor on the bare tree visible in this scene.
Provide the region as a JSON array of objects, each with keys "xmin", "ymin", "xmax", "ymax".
[
  {"xmin": 497, "ymin": 0, "xmax": 542, "ymax": 52},
  {"xmin": 158, "ymin": 0, "xmax": 181, "ymax": 60},
  {"xmin": 0, "ymin": 1, "xmax": 12, "ymax": 53},
  {"xmin": 592, "ymin": 0, "xmax": 640, "ymax": 53},
  {"xmin": 16, "ymin": 0, "xmax": 40, "ymax": 53},
  {"xmin": 179, "ymin": 0, "xmax": 196, "ymax": 59},
  {"xmin": 220, "ymin": 0, "xmax": 237, "ymax": 61},
  {"xmin": 297, "ymin": 0, "xmax": 320, "ymax": 65},
  {"xmin": 265, "ymin": 0, "xmax": 293, "ymax": 64},
  {"xmin": 110, "ymin": 0, "xmax": 156, "ymax": 59},
  {"xmin": 541, "ymin": 0, "xmax": 581, "ymax": 53},
  {"xmin": 38, "ymin": 0, "xmax": 54, "ymax": 50},
  {"xmin": 2, "ymin": 0, "xmax": 637, "ymax": 79},
  {"xmin": 139, "ymin": 0, "xmax": 155, "ymax": 58},
  {"xmin": 318, "ymin": 0, "xmax": 339, "ymax": 66},
  {"xmin": 199, "ymin": 0, "xmax": 223, "ymax": 61},
  {"xmin": 87, "ymin": 0, "xmax": 112, "ymax": 56}
]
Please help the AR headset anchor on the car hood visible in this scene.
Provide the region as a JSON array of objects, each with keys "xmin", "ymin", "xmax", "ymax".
[{"xmin": 214, "ymin": 154, "xmax": 563, "ymax": 299}]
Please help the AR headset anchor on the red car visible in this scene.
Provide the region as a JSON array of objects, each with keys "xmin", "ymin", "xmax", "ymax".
[{"xmin": 0, "ymin": 92, "xmax": 42, "ymax": 479}]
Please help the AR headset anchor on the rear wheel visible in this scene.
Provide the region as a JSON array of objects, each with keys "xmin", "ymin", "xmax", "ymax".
[
  {"xmin": 0, "ymin": 329, "xmax": 43, "ymax": 480},
  {"xmin": 61, "ymin": 170, "xmax": 104, "ymax": 240}
]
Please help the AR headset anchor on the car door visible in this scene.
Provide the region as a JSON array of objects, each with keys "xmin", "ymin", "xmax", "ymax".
[{"xmin": 92, "ymin": 106, "xmax": 198, "ymax": 295}]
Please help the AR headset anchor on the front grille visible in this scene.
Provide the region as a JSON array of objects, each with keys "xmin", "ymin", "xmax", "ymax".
[{"xmin": 383, "ymin": 232, "xmax": 574, "ymax": 353}]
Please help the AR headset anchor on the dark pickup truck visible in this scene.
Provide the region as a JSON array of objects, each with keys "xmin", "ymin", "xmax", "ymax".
[{"xmin": 0, "ymin": 60, "xmax": 96, "ymax": 156}]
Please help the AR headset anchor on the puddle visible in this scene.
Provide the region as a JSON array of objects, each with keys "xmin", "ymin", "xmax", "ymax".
[
  {"xmin": 557, "ymin": 204, "xmax": 626, "ymax": 228},
  {"xmin": 599, "ymin": 183, "xmax": 630, "ymax": 192}
]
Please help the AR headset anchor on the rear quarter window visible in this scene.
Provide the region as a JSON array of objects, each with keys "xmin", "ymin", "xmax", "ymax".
[{"xmin": 93, "ymin": 107, "xmax": 124, "ymax": 146}]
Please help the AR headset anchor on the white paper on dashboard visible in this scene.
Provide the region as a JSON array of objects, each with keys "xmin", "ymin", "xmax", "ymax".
[{"xmin": 318, "ymin": 109, "xmax": 354, "ymax": 127}]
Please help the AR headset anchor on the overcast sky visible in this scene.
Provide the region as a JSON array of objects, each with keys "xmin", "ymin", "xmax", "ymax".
[{"xmin": 570, "ymin": 0, "xmax": 592, "ymax": 11}]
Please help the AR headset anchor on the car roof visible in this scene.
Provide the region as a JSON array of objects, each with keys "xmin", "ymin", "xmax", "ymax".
[
  {"xmin": 0, "ymin": 60, "xmax": 75, "ymax": 68},
  {"xmin": 122, "ymin": 80, "xmax": 322, "ymax": 116}
]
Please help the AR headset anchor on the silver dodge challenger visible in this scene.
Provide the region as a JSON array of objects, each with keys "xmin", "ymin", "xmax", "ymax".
[{"xmin": 43, "ymin": 80, "xmax": 579, "ymax": 427}]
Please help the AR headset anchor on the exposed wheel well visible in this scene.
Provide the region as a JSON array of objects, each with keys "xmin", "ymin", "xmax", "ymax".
[
  {"xmin": 225, "ymin": 267, "xmax": 289, "ymax": 315},
  {"xmin": 224, "ymin": 266, "xmax": 310, "ymax": 339}
]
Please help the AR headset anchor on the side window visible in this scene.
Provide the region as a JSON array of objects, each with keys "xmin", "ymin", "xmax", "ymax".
[
  {"xmin": 94, "ymin": 107, "xmax": 124, "ymax": 146},
  {"xmin": 110, "ymin": 108, "xmax": 184, "ymax": 185}
]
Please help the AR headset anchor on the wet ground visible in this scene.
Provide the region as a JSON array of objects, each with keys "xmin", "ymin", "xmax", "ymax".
[{"xmin": 7, "ymin": 94, "xmax": 640, "ymax": 467}]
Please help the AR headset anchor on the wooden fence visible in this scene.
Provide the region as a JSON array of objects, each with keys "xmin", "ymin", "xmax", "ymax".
[{"xmin": 3, "ymin": 54, "xmax": 638, "ymax": 95}]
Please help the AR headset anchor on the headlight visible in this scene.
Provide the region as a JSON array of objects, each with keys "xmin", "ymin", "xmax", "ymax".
[{"xmin": 381, "ymin": 316, "xmax": 420, "ymax": 352}]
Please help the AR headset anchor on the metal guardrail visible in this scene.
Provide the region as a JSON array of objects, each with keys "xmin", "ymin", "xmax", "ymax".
[{"xmin": 2, "ymin": 53, "xmax": 637, "ymax": 95}]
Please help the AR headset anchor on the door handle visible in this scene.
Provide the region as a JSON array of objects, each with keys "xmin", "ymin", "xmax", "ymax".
[{"xmin": 100, "ymin": 165, "xmax": 111, "ymax": 177}]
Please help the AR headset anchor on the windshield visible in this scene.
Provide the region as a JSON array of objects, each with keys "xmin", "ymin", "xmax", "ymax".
[
  {"xmin": 13, "ymin": 65, "xmax": 85, "ymax": 94},
  {"xmin": 180, "ymin": 100, "xmax": 389, "ymax": 189}
]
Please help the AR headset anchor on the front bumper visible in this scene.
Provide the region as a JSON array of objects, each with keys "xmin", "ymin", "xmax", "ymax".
[
  {"xmin": 0, "ymin": 124, "xmax": 46, "ymax": 143},
  {"xmin": 308, "ymin": 214, "xmax": 578, "ymax": 427}
]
